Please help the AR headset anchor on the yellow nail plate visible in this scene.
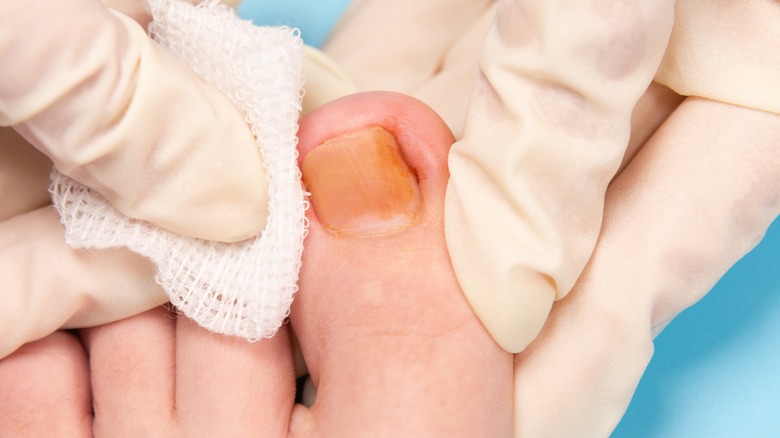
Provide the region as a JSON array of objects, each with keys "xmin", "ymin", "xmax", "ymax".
[{"xmin": 301, "ymin": 126, "xmax": 422, "ymax": 236}]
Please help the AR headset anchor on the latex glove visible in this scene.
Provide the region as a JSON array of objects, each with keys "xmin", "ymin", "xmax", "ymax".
[
  {"xmin": 325, "ymin": 0, "xmax": 675, "ymax": 352},
  {"xmin": 508, "ymin": 1, "xmax": 780, "ymax": 433},
  {"xmin": 325, "ymin": 0, "xmax": 779, "ymax": 354},
  {"xmin": 1, "ymin": 127, "xmax": 166, "ymax": 359},
  {"xmin": 512, "ymin": 97, "xmax": 780, "ymax": 436},
  {"xmin": 324, "ymin": 0, "xmax": 780, "ymax": 433},
  {"xmin": 0, "ymin": 0, "xmax": 262, "ymax": 358},
  {"xmin": 0, "ymin": 205, "xmax": 167, "ymax": 359},
  {"xmin": 0, "ymin": 0, "xmax": 267, "ymax": 243}
]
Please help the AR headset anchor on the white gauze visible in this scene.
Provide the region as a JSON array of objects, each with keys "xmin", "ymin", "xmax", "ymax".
[{"xmin": 49, "ymin": 0, "xmax": 307, "ymax": 341}]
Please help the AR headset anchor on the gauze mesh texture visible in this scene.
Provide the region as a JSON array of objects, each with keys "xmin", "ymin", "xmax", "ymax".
[{"xmin": 50, "ymin": 0, "xmax": 307, "ymax": 341}]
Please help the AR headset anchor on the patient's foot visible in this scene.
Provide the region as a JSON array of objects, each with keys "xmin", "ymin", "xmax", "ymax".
[
  {"xmin": 0, "ymin": 92, "xmax": 511, "ymax": 437},
  {"xmin": 290, "ymin": 91, "xmax": 512, "ymax": 435}
]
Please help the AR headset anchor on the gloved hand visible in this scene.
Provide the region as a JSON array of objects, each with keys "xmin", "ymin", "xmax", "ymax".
[
  {"xmin": 512, "ymin": 97, "xmax": 780, "ymax": 436},
  {"xmin": 323, "ymin": 0, "xmax": 780, "ymax": 353},
  {"xmin": 0, "ymin": 0, "xmax": 264, "ymax": 358},
  {"xmin": 323, "ymin": 0, "xmax": 780, "ymax": 434},
  {"xmin": 1, "ymin": 0, "xmax": 266, "ymax": 243},
  {"xmin": 324, "ymin": 0, "xmax": 678, "ymax": 353},
  {"xmin": 0, "ymin": 124, "xmax": 168, "ymax": 359}
]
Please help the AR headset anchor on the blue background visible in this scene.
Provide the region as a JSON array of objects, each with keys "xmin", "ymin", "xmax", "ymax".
[
  {"xmin": 237, "ymin": 1, "xmax": 780, "ymax": 435},
  {"xmin": 237, "ymin": 0, "xmax": 351, "ymax": 48}
]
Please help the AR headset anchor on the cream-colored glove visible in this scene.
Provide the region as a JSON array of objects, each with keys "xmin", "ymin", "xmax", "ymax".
[
  {"xmin": 1, "ymin": 121, "xmax": 167, "ymax": 360},
  {"xmin": 512, "ymin": 97, "xmax": 780, "ymax": 436},
  {"xmin": 0, "ymin": 205, "xmax": 167, "ymax": 360},
  {"xmin": 0, "ymin": 0, "xmax": 270, "ymax": 358},
  {"xmin": 509, "ymin": 2, "xmax": 780, "ymax": 434},
  {"xmin": 324, "ymin": 0, "xmax": 780, "ymax": 353},
  {"xmin": 0, "ymin": 0, "xmax": 266, "ymax": 243},
  {"xmin": 324, "ymin": 0, "xmax": 780, "ymax": 433}
]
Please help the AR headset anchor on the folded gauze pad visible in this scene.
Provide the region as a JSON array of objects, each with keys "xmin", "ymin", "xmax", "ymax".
[{"xmin": 49, "ymin": 0, "xmax": 307, "ymax": 340}]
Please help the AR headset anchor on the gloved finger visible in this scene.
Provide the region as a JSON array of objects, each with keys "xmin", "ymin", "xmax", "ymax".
[
  {"xmin": 513, "ymin": 97, "xmax": 780, "ymax": 436},
  {"xmin": 409, "ymin": 2, "xmax": 498, "ymax": 138},
  {"xmin": 0, "ymin": 127, "xmax": 51, "ymax": 220},
  {"xmin": 324, "ymin": 0, "xmax": 494, "ymax": 94},
  {"xmin": 621, "ymin": 81, "xmax": 683, "ymax": 174},
  {"xmin": 655, "ymin": 0, "xmax": 780, "ymax": 117},
  {"xmin": 0, "ymin": 206, "xmax": 167, "ymax": 360},
  {"xmin": 411, "ymin": 7, "xmax": 683, "ymax": 144},
  {"xmin": 0, "ymin": 0, "xmax": 268, "ymax": 243},
  {"xmin": 324, "ymin": 0, "xmax": 497, "ymax": 138},
  {"xmin": 632, "ymin": 98, "xmax": 780, "ymax": 332},
  {"xmin": 301, "ymin": 45, "xmax": 359, "ymax": 116},
  {"xmin": 445, "ymin": 0, "xmax": 676, "ymax": 352},
  {"xmin": 0, "ymin": 0, "xmax": 249, "ymax": 222},
  {"xmin": 329, "ymin": 3, "xmax": 681, "ymax": 146}
]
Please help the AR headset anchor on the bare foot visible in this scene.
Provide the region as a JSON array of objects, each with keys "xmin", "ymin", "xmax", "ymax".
[{"xmin": 0, "ymin": 92, "xmax": 512, "ymax": 437}]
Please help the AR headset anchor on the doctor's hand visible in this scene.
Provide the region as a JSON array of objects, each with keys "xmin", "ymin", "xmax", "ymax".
[
  {"xmin": 0, "ymin": 0, "xmax": 258, "ymax": 359},
  {"xmin": 0, "ymin": 0, "xmax": 264, "ymax": 242},
  {"xmin": 325, "ymin": 0, "xmax": 685, "ymax": 353},
  {"xmin": 324, "ymin": 0, "xmax": 780, "ymax": 434}
]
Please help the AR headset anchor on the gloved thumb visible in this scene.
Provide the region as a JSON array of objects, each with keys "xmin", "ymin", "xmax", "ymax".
[{"xmin": 0, "ymin": 0, "xmax": 268, "ymax": 242}]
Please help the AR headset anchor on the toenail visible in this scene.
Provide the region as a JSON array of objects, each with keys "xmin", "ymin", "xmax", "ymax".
[{"xmin": 301, "ymin": 126, "xmax": 422, "ymax": 236}]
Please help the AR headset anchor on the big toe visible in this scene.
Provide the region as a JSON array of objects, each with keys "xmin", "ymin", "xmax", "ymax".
[{"xmin": 290, "ymin": 92, "xmax": 512, "ymax": 437}]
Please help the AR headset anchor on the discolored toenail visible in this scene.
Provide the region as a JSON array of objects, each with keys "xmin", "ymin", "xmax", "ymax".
[{"xmin": 301, "ymin": 126, "xmax": 422, "ymax": 236}]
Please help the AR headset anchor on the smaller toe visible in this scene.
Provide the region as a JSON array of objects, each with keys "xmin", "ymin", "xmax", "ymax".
[{"xmin": 0, "ymin": 332, "xmax": 92, "ymax": 435}]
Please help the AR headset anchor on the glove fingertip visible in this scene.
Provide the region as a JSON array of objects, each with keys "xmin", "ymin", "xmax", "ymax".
[{"xmin": 461, "ymin": 268, "xmax": 556, "ymax": 354}]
